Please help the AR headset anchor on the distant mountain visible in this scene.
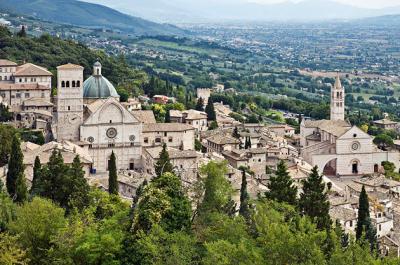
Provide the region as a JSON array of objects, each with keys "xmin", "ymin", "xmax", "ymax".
[
  {"xmin": 84, "ymin": 0, "xmax": 400, "ymax": 23},
  {"xmin": 0, "ymin": 0, "xmax": 185, "ymax": 36},
  {"xmin": 355, "ymin": 14, "xmax": 400, "ymax": 26}
]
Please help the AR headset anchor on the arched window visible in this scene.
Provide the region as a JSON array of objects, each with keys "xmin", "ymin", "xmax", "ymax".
[
  {"xmin": 76, "ymin": 80, "xmax": 80, "ymax": 87},
  {"xmin": 61, "ymin": 81, "xmax": 65, "ymax": 87},
  {"xmin": 97, "ymin": 69, "xmax": 100, "ymax": 75},
  {"xmin": 72, "ymin": 81, "xmax": 76, "ymax": 87},
  {"xmin": 66, "ymin": 81, "xmax": 70, "ymax": 87}
]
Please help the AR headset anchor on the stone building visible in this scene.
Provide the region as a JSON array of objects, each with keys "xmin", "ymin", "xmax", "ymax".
[
  {"xmin": 169, "ymin": 109, "xmax": 208, "ymax": 135},
  {"xmin": 54, "ymin": 62, "xmax": 143, "ymax": 174},
  {"xmin": 142, "ymin": 123, "xmax": 195, "ymax": 151},
  {"xmin": 300, "ymin": 75, "xmax": 400, "ymax": 176}
]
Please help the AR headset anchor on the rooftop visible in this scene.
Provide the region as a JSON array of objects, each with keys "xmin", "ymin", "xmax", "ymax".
[
  {"xmin": 15, "ymin": 63, "xmax": 52, "ymax": 77},
  {"xmin": 143, "ymin": 123, "xmax": 194, "ymax": 132},
  {"xmin": 145, "ymin": 146, "xmax": 198, "ymax": 159},
  {"xmin": 132, "ymin": 110, "xmax": 157, "ymax": 124},
  {"xmin": 0, "ymin": 59, "xmax": 17, "ymax": 66},
  {"xmin": 57, "ymin": 63, "xmax": 84, "ymax": 70}
]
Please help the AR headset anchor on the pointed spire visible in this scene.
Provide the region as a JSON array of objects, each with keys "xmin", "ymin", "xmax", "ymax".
[{"xmin": 334, "ymin": 73, "xmax": 342, "ymax": 89}]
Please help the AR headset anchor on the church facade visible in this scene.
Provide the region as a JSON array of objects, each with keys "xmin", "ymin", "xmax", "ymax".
[
  {"xmin": 300, "ymin": 75, "xmax": 400, "ymax": 177},
  {"xmin": 54, "ymin": 62, "xmax": 142, "ymax": 174}
]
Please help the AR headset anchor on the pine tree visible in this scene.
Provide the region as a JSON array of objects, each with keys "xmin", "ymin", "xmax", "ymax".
[
  {"xmin": 6, "ymin": 134, "xmax": 25, "ymax": 200},
  {"xmin": 155, "ymin": 143, "xmax": 173, "ymax": 177},
  {"xmin": 356, "ymin": 185, "xmax": 377, "ymax": 251},
  {"xmin": 245, "ymin": 137, "xmax": 252, "ymax": 149},
  {"xmin": 30, "ymin": 156, "xmax": 42, "ymax": 196},
  {"xmin": 299, "ymin": 166, "xmax": 331, "ymax": 230},
  {"xmin": 108, "ymin": 151, "xmax": 118, "ymax": 195},
  {"xmin": 265, "ymin": 160, "xmax": 297, "ymax": 206},
  {"xmin": 67, "ymin": 156, "xmax": 90, "ymax": 212},
  {"xmin": 205, "ymin": 98, "xmax": 216, "ymax": 121},
  {"xmin": 195, "ymin": 98, "xmax": 205, "ymax": 111},
  {"xmin": 239, "ymin": 169, "xmax": 250, "ymax": 220}
]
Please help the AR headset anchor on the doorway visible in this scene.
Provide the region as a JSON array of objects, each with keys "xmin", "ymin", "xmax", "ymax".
[{"xmin": 352, "ymin": 161, "xmax": 359, "ymax": 174}]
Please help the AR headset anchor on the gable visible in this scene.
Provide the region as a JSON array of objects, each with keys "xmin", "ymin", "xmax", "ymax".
[
  {"xmin": 83, "ymin": 97, "xmax": 139, "ymax": 125},
  {"xmin": 337, "ymin": 126, "xmax": 372, "ymax": 141}
]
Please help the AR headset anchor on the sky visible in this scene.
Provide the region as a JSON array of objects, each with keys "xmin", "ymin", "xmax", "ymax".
[{"xmin": 249, "ymin": 0, "xmax": 400, "ymax": 9}]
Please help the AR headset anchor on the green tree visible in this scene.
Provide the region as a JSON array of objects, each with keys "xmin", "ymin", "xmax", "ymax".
[
  {"xmin": 205, "ymin": 98, "xmax": 216, "ymax": 121},
  {"xmin": 67, "ymin": 156, "xmax": 90, "ymax": 212},
  {"xmin": 198, "ymin": 161, "xmax": 234, "ymax": 217},
  {"xmin": 299, "ymin": 166, "xmax": 331, "ymax": 230},
  {"xmin": 0, "ymin": 103, "xmax": 13, "ymax": 122},
  {"xmin": 155, "ymin": 143, "xmax": 173, "ymax": 177},
  {"xmin": 6, "ymin": 134, "xmax": 26, "ymax": 202},
  {"xmin": 133, "ymin": 172, "xmax": 192, "ymax": 233},
  {"xmin": 108, "ymin": 151, "xmax": 119, "ymax": 195},
  {"xmin": 232, "ymin": 127, "xmax": 240, "ymax": 139},
  {"xmin": 8, "ymin": 197, "xmax": 66, "ymax": 264},
  {"xmin": 0, "ymin": 125, "xmax": 16, "ymax": 167},
  {"xmin": 17, "ymin": 25, "xmax": 27, "ymax": 38},
  {"xmin": 0, "ymin": 191, "xmax": 15, "ymax": 232},
  {"xmin": 165, "ymin": 109, "xmax": 171, "ymax": 123},
  {"xmin": 30, "ymin": 156, "xmax": 42, "ymax": 196},
  {"xmin": 195, "ymin": 97, "xmax": 205, "ymax": 111},
  {"xmin": 239, "ymin": 169, "xmax": 250, "ymax": 220},
  {"xmin": 265, "ymin": 160, "xmax": 297, "ymax": 206},
  {"xmin": 208, "ymin": 121, "xmax": 218, "ymax": 130},
  {"xmin": 0, "ymin": 233, "xmax": 29, "ymax": 265},
  {"xmin": 14, "ymin": 172, "xmax": 28, "ymax": 204},
  {"xmin": 356, "ymin": 185, "xmax": 377, "ymax": 251},
  {"xmin": 373, "ymin": 134, "xmax": 394, "ymax": 150}
]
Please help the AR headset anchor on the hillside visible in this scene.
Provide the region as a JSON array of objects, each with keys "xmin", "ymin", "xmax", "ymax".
[
  {"xmin": 0, "ymin": 26, "xmax": 146, "ymax": 85},
  {"xmin": 86, "ymin": 0, "xmax": 400, "ymax": 22},
  {"xmin": 0, "ymin": 0, "xmax": 185, "ymax": 36}
]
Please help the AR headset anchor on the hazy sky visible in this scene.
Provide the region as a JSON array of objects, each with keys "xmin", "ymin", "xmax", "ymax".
[{"xmin": 249, "ymin": 0, "xmax": 400, "ymax": 9}]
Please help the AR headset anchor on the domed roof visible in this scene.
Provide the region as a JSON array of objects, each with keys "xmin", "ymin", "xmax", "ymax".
[{"xmin": 83, "ymin": 75, "xmax": 119, "ymax": 99}]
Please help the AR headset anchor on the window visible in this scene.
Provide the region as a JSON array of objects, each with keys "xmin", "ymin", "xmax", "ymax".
[
  {"xmin": 129, "ymin": 163, "xmax": 134, "ymax": 170},
  {"xmin": 4, "ymin": 76, "xmax": 7, "ymax": 81},
  {"xmin": 66, "ymin": 81, "xmax": 70, "ymax": 87},
  {"xmin": 379, "ymin": 224, "xmax": 382, "ymax": 231},
  {"xmin": 25, "ymin": 93, "xmax": 29, "ymax": 98},
  {"xmin": 61, "ymin": 81, "xmax": 65, "ymax": 87},
  {"xmin": 144, "ymin": 137, "xmax": 149, "ymax": 143},
  {"xmin": 72, "ymin": 81, "xmax": 76, "ymax": 87},
  {"xmin": 349, "ymin": 220, "xmax": 353, "ymax": 227},
  {"xmin": 77, "ymin": 80, "xmax": 80, "ymax": 87},
  {"xmin": 19, "ymin": 78, "xmax": 22, "ymax": 83},
  {"xmin": 89, "ymin": 144, "xmax": 93, "ymax": 149},
  {"xmin": 0, "ymin": 68, "xmax": 2, "ymax": 72},
  {"xmin": 164, "ymin": 132, "xmax": 167, "ymax": 137},
  {"xmin": 168, "ymin": 137, "xmax": 173, "ymax": 143},
  {"xmin": 108, "ymin": 143, "xmax": 115, "ymax": 148},
  {"xmin": 24, "ymin": 78, "xmax": 27, "ymax": 82},
  {"xmin": 68, "ymin": 106, "xmax": 71, "ymax": 111},
  {"xmin": 16, "ymin": 93, "xmax": 20, "ymax": 98},
  {"xmin": 109, "ymin": 120, "xmax": 112, "ymax": 123},
  {"xmin": 155, "ymin": 138, "xmax": 161, "ymax": 143}
]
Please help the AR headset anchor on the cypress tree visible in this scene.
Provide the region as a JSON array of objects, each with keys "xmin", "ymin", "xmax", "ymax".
[
  {"xmin": 67, "ymin": 156, "xmax": 90, "ymax": 212},
  {"xmin": 356, "ymin": 185, "xmax": 377, "ymax": 250},
  {"xmin": 232, "ymin": 127, "xmax": 240, "ymax": 139},
  {"xmin": 155, "ymin": 143, "xmax": 173, "ymax": 177},
  {"xmin": 299, "ymin": 166, "xmax": 331, "ymax": 230},
  {"xmin": 165, "ymin": 109, "xmax": 171, "ymax": 123},
  {"xmin": 30, "ymin": 156, "xmax": 42, "ymax": 196},
  {"xmin": 205, "ymin": 98, "xmax": 216, "ymax": 121},
  {"xmin": 14, "ymin": 172, "xmax": 27, "ymax": 203},
  {"xmin": 265, "ymin": 160, "xmax": 297, "ymax": 206},
  {"xmin": 39, "ymin": 150, "xmax": 67, "ymax": 202},
  {"xmin": 6, "ymin": 134, "xmax": 24, "ymax": 200},
  {"xmin": 108, "ymin": 151, "xmax": 118, "ymax": 195},
  {"xmin": 195, "ymin": 98, "xmax": 205, "ymax": 111},
  {"xmin": 239, "ymin": 169, "xmax": 250, "ymax": 220}
]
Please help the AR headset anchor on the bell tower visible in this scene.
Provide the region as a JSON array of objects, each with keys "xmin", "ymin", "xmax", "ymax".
[
  {"xmin": 56, "ymin": 63, "xmax": 84, "ymax": 142},
  {"xmin": 330, "ymin": 74, "xmax": 345, "ymax": 121}
]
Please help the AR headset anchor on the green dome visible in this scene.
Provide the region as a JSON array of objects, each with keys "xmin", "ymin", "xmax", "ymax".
[{"xmin": 83, "ymin": 75, "xmax": 119, "ymax": 99}]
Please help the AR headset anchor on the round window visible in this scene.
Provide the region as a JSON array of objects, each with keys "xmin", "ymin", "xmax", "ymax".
[
  {"xmin": 351, "ymin": 142, "xmax": 360, "ymax": 151},
  {"xmin": 106, "ymin": 128, "xmax": 117, "ymax": 139}
]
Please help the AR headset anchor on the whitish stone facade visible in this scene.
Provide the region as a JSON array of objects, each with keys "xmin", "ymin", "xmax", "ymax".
[
  {"xmin": 80, "ymin": 97, "xmax": 142, "ymax": 173},
  {"xmin": 330, "ymin": 75, "xmax": 345, "ymax": 121}
]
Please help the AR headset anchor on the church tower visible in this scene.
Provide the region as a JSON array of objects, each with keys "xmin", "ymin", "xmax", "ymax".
[
  {"xmin": 56, "ymin": 63, "xmax": 84, "ymax": 142},
  {"xmin": 330, "ymin": 74, "xmax": 345, "ymax": 121}
]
